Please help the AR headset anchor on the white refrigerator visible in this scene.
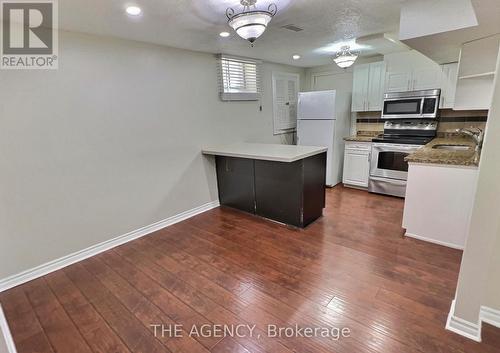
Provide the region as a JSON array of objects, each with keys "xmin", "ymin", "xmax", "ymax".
[{"xmin": 297, "ymin": 90, "xmax": 351, "ymax": 186}]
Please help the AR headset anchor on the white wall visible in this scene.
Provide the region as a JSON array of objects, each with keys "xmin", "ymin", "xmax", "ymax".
[
  {"xmin": 453, "ymin": 47, "xmax": 500, "ymax": 323},
  {"xmin": 0, "ymin": 335, "xmax": 8, "ymax": 353},
  {"xmin": 399, "ymin": 0, "xmax": 477, "ymax": 40},
  {"xmin": 0, "ymin": 31, "xmax": 305, "ymax": 281},
  {"xmin": 485, "ymin": 228, "xmax": 500, "ymax": 310},
  {"xmin": 0, "ymin": 305, "xmax": 14, "ymax": 353}
]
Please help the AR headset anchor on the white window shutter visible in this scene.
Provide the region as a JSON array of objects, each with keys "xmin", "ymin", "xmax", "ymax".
[{"xmin": 217, "ymin": 55, "xmax": 262, "ymax": 101}]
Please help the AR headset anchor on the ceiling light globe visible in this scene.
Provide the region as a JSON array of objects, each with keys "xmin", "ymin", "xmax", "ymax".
[
  {"xmin": 226, "ymin": 1, "xmax": 277, "ymax": 44},
  {"xmin": 334, "ymin": 55, "xmax": 358, "ymax": 68},
  {"xmin": 235, "ymin": 25, "xmax": 266, "ymax": 43},
  {"xmin": 228, "ymin": 12, "xmax": 273, "ymax": 42},
  {"xmin": 126, "ymin": 6, "xmax": 142, "ymax": 16},
  {"xmin": 333, "ymin": 46, "xmax": 359, "ymax": 68}
]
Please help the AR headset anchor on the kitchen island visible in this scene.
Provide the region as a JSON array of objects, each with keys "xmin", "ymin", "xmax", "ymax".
[{"xmin": 202, "ymin": 143, "xmax": 327, "ymax": 228}]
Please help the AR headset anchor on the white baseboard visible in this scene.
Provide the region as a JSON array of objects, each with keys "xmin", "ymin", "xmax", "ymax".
[
  {"xmin": 446, "ymin": 300, "xmax": 500, "ymax": 342},
  {"xmin": 481, "ymin": 306, "xmax": 500, "ymax": 328},
  {"xmin": 405, "ymin": 232, "xmax": 464, "ymax": 250},
  {"xmin": 0, "ymin": 305, "xmax": 17, "ymax": 353},
  {"xmin": 446, "ymin": 300, "xmax": 482, "ymax": 342},
  {"xmin": 0, "ymin": 200, "xmax": 219, "ymax": 292}
]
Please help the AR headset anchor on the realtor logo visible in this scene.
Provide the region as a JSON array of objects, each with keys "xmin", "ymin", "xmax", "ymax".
[{"xmin": 1, "ymin": 0, "xmax": 58, "ymax": 69}]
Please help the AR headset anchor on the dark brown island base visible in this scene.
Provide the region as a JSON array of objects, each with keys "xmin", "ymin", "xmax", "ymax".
[{"xmin": 203, "ymin": 143, "xmax": 327, "ymax": 228}]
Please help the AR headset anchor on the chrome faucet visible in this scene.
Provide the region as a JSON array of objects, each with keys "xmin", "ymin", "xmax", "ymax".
[
  {"xmin": 457, "ymin": 127, "xmax": 484, "ymax": 147},
  {"xmin": 457, "ymin": 127, "xmax": 484, "ymax": 164}
]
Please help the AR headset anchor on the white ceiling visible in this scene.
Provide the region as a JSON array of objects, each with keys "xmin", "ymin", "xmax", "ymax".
[
  {"xmin": 58, "ymin": 0, "xmax": 406, "ymax": 67},
  {"xmin": 400, "ymin": 0, "xmax": 500, "ymax": 64}
]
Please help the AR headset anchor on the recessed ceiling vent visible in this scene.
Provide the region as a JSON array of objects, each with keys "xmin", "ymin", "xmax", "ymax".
[{"xmin": 281, "ymin": 24, "xmax": 304, "ymax": 32}]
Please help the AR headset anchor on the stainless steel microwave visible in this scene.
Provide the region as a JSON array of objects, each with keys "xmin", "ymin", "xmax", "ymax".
[{"xmin": 382, "ymin": 89, "xmax": 441, "ymax": 119}]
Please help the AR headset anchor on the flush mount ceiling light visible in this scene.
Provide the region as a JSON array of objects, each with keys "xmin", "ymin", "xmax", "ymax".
[
  {"xmin": 226, "ymin": 0, "xmax": 277, "ymax": 45},
  {"xmin": 126, "ymin": 6, "xmax": 142, "ymax": 16},
  {"xmin": 333, "ymin": 45, "xmax": 359, "ymax": 68},
  {"xmin": 292, "ymin": 54, "xmax": 301, "ymax": 60}
]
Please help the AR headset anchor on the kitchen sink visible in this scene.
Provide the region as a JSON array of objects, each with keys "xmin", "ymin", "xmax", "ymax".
[{"xmin": 432, "ymin": 144, "xmax": 473, "ymax": 151}]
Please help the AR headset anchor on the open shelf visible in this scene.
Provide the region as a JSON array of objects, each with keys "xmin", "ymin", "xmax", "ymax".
[{"xmin": 458, "ymin": 72, "xmax": 495, "ymax": 80}]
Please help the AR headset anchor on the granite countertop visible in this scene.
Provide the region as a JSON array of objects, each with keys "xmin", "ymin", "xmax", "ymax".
[
  {"xmin": 343, "ymin": 131, "xmax": 379, "ymax": 142},
  {"xmin": 202, "ymin": 143, "xmax": 328, "ymax": 163},
  {"xmin": 405, "ymin": 136, "xmax": 479, "ymax": 167},
  {"xmin": 344, "ymin": 135, "xmax": 374, "ymax": 142}
]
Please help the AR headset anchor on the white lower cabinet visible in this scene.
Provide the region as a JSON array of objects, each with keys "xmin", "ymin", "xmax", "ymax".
[
  {"xmin": 343, "ymin": 142, "xmax": 371, "ymax": 188},
  {"xmin": 402, "ymin": 163, "xmax": 478, "ymax": 249}
]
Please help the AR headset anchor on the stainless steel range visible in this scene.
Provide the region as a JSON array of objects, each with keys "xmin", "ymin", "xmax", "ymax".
[{"xmin": 369, "ymin": 119, "xmax": 438, "ymax": 197}]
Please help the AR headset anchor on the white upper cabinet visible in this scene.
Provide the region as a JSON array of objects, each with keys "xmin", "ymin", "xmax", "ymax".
[
  {"xmin": 440, "ymin": 63, "xmax": 458, "ymax": 109},
  {"xmin": 384, "ymin": 51, "xmax": 442, "ymax": 92},
  {"xmin": 351, "ymin": 61, "xmax": 385, "ymax": 112},
  {"xmin": 367, "ymin": 62, "xmax": 386, "ymax": 111},
  {"xmin": 385, "ymin": 71, "xmax": 412, "ymax": 93},
  {"xmin": 412, "ymin": 67, "xmax": 443, "ymax": 91},
  {"xmin": 454, "ymin": 35, "xmax": 500, "ymax": 110},
  {"xmin": 352, "ymin": 64, "xmax": 370, "ymax": 112}
]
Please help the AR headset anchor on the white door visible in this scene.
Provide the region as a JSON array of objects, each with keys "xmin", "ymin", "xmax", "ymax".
[
  {"xmin": 297, "ymin": 119, "xmax": 335, "ymax": 185},
  {"xmin": 412, "ymin": 67, "xmax": 442, "ymax": 91},
  {"xmin": 367, "ymin": 62, "xmax": 386, "ymax": 111},
  {"xmin": 385, "ymin": 71, "xmax": 412, "ymax": 92},
  {"xmin": 272, "ymin": 72, "xmax": 300, "ymax": 135},
  {"xmin": 351, "ymin": 64, "xmax": 370, "ymax": 111}
]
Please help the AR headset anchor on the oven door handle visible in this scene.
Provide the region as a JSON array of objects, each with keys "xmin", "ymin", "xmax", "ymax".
[
  {"xmin": 370, "ymin": 176, "xmax": 407, "ymax": 186},
  {"xmin": 372, "ymin": 144, "xmax": 420, "ymax": 151}
]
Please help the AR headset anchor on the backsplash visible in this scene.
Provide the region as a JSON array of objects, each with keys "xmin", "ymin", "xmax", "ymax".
[
  {"xmin": 354, "ymin": 110, "xmax": 488, "ymax": 136},
  {"xmin": 437, "ymin": 109, "xmax": 488, "ymax": 134},
  {"xmin": 355, "ymin": 112, "xmax": 384, "ymax": 134}
]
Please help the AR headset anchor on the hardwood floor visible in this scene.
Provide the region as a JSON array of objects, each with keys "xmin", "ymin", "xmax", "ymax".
[{"xmin": 1, "ymin": 185, "xmax": 499, "ymax": 353}]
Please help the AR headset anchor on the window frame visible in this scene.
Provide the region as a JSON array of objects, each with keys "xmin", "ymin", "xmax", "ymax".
[{"xmin": 218, "ymin": 54, "xmax": 262, "ymax": 101}]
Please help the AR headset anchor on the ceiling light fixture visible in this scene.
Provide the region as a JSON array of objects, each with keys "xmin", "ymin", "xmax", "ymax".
[
  {"xmin": 126, "ymin": 6, "xmax": 142, "ymax": 16},
  {"xmin": 219, "ymin": 31, "xmax": 231, "ymax": 38},
  {"xmin": 226, "ymin": 0, "xmax": 277, "ymax": 46},
  {"xmin": 333, "ymin": 45, "xmax": 359, "ymax": 68},
  {"xmin": 292, "ymin": 54, "xmax": 301, "ymax": 60}
]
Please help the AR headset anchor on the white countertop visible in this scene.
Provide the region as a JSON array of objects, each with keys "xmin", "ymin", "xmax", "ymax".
[{"xmin": 202, "ymin": 143, "xmax": 327, "ymax": 163}]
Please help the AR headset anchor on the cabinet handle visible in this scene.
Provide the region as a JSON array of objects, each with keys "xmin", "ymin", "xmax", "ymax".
[{"xmin": 407, "ymin": 79, "xmax": 411, "ymax": 90}]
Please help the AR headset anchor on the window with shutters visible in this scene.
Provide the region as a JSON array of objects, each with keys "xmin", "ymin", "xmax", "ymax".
[
  {"xmin": 272, "ymin": 72, "xmax": 300, "ymax": 135},
  {"xmin": 218, "ymin": 55, "xmax": 262, "ymax": 101}
]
